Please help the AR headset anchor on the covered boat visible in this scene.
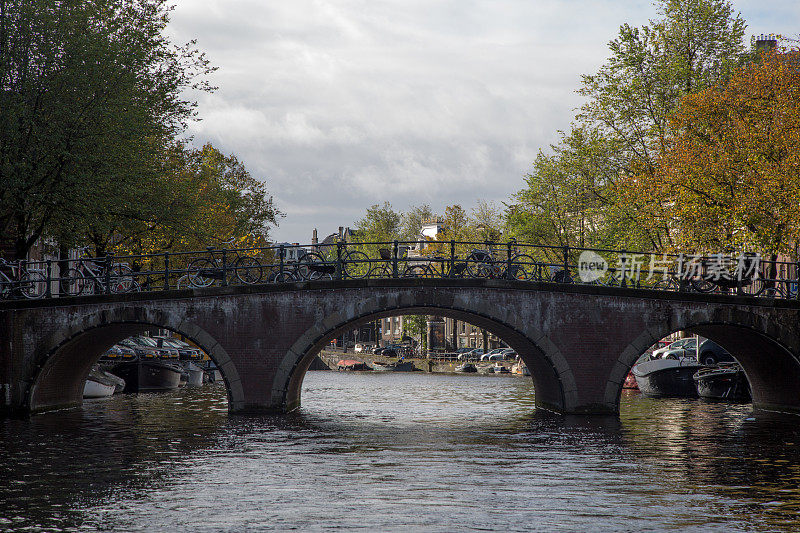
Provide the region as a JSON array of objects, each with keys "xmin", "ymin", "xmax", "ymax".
[
  {"xmin": 631, "ymin": 355, "xmax": 702, "ymax": 398},
  {"xmin": 455, "ymin": 363, "xmax": 477, "ymax": 373},
  {"xmin": 693, "ymin": 364, "xmax": 751, "ymax": 402},
  {"xmin": 110, "ymin": 357, "xmax": 183, "ymax": 392}
]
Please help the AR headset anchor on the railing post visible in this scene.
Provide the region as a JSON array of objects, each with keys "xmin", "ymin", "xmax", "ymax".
[
  {"xmin": 562, "ymin": 246, "xmax": 569, "ymax": 281},
  {"xmin": 336, "ymin": 242, "xmax": 343, "ymax": 280},
  {"xmin": 796, "ymin": 262, "xmax": 800, "ymax": 300},
  {"xmin": 620, "ymin": 251, "xmax": 627, "ymax": 288},
  {"xmin": 45, "ymin": 260, "xmax": 52, "ymax": 298},
  {"xmin": 220, "ymin": 249, "xmax": 229, "ymax": 286},
  {"xmin": 163, "ymin": 253, "xmax": 170, "ymax": 291},
  {"xmin": 392, "ymin": 240, "xmax": 399, "ymax": 278},
  {"xmin": 104, "ymin": 255, "xmax": 112, "ymax": 294},
  {"xmin": 450, "ymin": 240, "xmax": 456, "ymax": 278},
  {"xmin": 506, "ymin": 240, "xmax": 514, "ymax": 280},
  {"xmin": 279, "ymin": 245, "xmax": 285, "ymax": 280}
]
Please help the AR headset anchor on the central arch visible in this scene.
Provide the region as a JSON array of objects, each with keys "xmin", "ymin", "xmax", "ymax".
[{"xmin": 271, "ymin": 296, "xmax": 577, "ymax": 414}]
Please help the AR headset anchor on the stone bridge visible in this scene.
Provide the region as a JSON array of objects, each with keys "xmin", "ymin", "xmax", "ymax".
[{"xmin": 2, "ymin": 278, "xmax": 800, "ymax": 417}]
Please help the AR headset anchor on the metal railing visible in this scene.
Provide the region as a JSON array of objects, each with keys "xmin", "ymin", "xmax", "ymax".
[{"xmin": 2, "ymin": 240, "xmax": 799, "ymax": 301}]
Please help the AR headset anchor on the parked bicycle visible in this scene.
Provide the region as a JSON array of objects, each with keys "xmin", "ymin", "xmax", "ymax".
[
  {"xmin": 0, "ymin": 258, "xmax": 46, "ymax": 299},
  {"xmin": 61, "ymin": 248, "xmax": 136, "ymax": 295},
  {"xmin": 186, "ymin": 246, "xmax": 263, "ymax": 287},
  {"xmin": 264, "ymin": 249, "xmax": 337, "ymax": 283},
  {"xmin": 650, "ymin": 255, "xmax": 766, "ymax": 295}
]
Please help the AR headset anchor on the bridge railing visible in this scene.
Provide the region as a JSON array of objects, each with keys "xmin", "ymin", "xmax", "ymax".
[{"xmin": 3, "ymin": 240, "xmax": 799, "ymax": 301}]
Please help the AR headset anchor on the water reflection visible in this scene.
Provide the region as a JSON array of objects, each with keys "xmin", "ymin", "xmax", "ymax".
[{"xmin": 0, "ymin": 373, "xmax": 799, "ymax": 531}]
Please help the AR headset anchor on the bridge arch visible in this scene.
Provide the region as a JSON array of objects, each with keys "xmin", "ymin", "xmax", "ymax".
[
  {"xmin": 27, "ymin": 307, "xmax": 244, "ymax": 413},
  {"xmin": 271, "ymin": 296, "xmax": 578, "ymax": 414},
  {"xmin": 611, "ymin": 304, "xmax": 800, "ymax": 413}
]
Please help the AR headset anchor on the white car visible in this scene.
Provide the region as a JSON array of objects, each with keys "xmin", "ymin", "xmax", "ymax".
[{"xmin": 652, "ymin": 338, "xmax": 696, "ymax": 359}]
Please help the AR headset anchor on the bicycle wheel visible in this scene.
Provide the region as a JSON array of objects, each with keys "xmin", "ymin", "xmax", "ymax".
[
  {"xmin": 296, "ymin": 252, "xmax": 327, "ymax": 280},
  {"xmin": 187, "ymin": 258, "xmax": 216, "ymax": 287},
  {"xmin": 267, "ymin": 268, "xmax": 296, "ymax": 283},
  {"xmin": 109, "ymin": 264, "xmax": 135, "ymax": 293},
  {"xmin": 19, "ymin": 271, "xmax": 47, "ymax": 299},
  {"xmin": 506, "ymin": 254, "xmax": 534, "ymax": 281},
  {"xmin": 234, "ymin": 256, "xmax": 263, "ymax": 284},
  {"xmin": 342, "ymin": 250, "xmax": 370, "ymax": 279},
  {"xmin": 652, "ymin": 277, "xmax": 680, "ymax": 291},
  {"xmin": 370, "ymin": 264, "xmax": 393, "ymax": 279},
  {"xmin": 402, "ymin": 265, "xmax": 432, "ymax": 278},
  {"xmin": 61, "ymin": 268, "xmax": 90, "ymax": 296},
  {"xmin": 465, "ymin": 251, "xmax": 489, "ymax": 278},
  {"xmin": 690, "ymin": 277, "xmax": 716, "ymax": 293}
]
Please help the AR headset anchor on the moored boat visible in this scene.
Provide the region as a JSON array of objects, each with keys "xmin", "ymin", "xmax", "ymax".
[
  {"xmin": 693, "ymin": 364, "xmax": 751, "ymax": 402},
  {"xmin": 83, "ymin": 367, "xmax": 122, "ymax": 398},
  {"xmin": 493, "ymin": 363, "xmax": 510, "ymax": 374},
  {"xmin": 622, "ymin": 370, "xmax": 639, "ymax": 390},
  {"xmin": 371, "ymin": 360, "xmax": 416, "ymax": 372},
  {"xmin": 455, "ymin": 363, "xmax": 477, "ymax": 373},
  {"xmin": 182, "ymin": 361, "xmax": 205, "ymax": 386},
  {"xmin": 631, "ymin": 356, "xmax": 702, "ymax": 398},
  {"xmin": 511, "ymin": 361, "xmax": 530, "ymax": 376},
  {"xmin": 337, "ymin": 359, "xmax": 371, "ymax": 371},
  {"xmin": 110, "ymin": 357, "xmax": 183, "ymax": 392}
]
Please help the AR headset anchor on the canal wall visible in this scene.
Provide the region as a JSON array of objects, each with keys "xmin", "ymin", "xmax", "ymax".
[{"xmin": 315, "ymin": 350, "xmax": 515, "ymax": 374}]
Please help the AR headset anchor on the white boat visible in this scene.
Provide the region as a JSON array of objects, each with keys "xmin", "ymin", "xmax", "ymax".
[
  {"xmin": 83, "ymin": 368, "xmax": 123, "ymax": 398},
  {"xmin": 183, "ymin": 361, "xmax": 204, "ymax": 386}
]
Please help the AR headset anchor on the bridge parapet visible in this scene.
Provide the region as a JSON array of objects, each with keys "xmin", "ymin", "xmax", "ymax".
[{"xmin": 2, "ymin": 240, "xmax": 798, "ymax": 303}]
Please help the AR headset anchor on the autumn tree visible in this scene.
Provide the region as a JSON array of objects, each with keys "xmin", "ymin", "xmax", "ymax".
[
  {"xmin": 102, "ymin": 143, "xmax": 281, "ymax": 258},
  {"xmin": 634, "ymin": 49, "xmax": 800, "ymax": 258},
  {"xmin": 507, "ymin": 0, "xmax": 749, "ymax": 252}
]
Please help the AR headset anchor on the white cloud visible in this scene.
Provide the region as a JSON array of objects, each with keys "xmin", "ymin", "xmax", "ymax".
[{"xmin": 169, "ymin": 0, "xmax": 799, "ymax": 243}]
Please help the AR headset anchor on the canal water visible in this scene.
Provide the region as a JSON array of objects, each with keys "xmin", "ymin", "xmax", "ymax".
[{"xmin": 2, "ymin": 372, "xmax": 800, "ymax": 532}]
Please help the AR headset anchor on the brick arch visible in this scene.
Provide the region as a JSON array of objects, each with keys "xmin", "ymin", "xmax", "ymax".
[
  {"xmin": 606, "ymin": 305, "xmax": 800, "ymax": 413},
  {"xmin": 27, "ymin": 306, "xmax": 243, "ymax": 413},
  {"xmin": 271, "ymin": 296, "xmax": 578, "ymax": 414}
]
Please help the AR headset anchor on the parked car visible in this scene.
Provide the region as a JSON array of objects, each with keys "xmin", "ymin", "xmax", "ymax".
[
  {"xmin": 500, "ymin": 348, "xmax": 517, "ymax": 359},
  {"xmin": 652, "ymin": 338, "xmax": 697, "ymax": 358},
  {"xmin": 458, "ymin": 348, "xmax": 484, "ymax": 361},
  {"xmin": 697, "ymin": 339, "xmax": 734, "ymax": 365},
  {"xmin": 481, "ymin": 348, "xmax": 506, "ymax": 361},
  {"xmin": 153, "ymin": 336, "xmax": 203, "ymax": 360}
]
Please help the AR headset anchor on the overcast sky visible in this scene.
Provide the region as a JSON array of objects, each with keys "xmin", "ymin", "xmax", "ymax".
[{"xmin": 166, "ymin": 0, "xmax": 799, "ymax": 244}]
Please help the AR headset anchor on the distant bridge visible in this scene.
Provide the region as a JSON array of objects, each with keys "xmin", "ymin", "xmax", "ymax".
[{"xmin": 2, "ymin": 241, "xmax": 800, "ymax": 417}]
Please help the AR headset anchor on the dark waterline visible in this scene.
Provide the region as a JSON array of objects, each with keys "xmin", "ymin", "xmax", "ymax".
[{"xmin": 2, "ymin": 372, "xmax": 800, "ymax": 532}]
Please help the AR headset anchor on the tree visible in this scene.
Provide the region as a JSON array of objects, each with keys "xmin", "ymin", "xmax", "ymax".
[
  {"xmin": 508, "ymin": 0, "xmax": 750, "ymax": 253},
  {"xmin": 471, "ymin": 200, "xmax": 504, "ymax": 242},
  {"xmin": 579, "ymin": 0, "xmax": 747, "ymax": 171},
  {"xmin": 0, "ymin": 0, "xmax": 215, "ymax": 258},
  {"xmin": 400, "ymin": 204, "xmax": 435, "ymax": 241},
  {"xmin": 402, "ymin": 315, "xmax": 428, "ymax": 354},
  {"xmin": 631, "ymin": 49, "xmax": 800, "ymax": 258},
  {"xmin": 354, "ymin": 202, "xmax": 402, "ymax": 243},
  {"xmin": 103, "ymin": 143, "xmax": 281, "ymax": 258}
]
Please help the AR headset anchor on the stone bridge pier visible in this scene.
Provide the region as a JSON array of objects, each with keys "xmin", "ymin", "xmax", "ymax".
[{"xmin": 2, "ymin": 279, "xmax": 800, "ymax": 417}]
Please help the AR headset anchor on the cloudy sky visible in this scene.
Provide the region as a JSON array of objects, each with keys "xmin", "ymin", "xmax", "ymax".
[{"xmin": 166, "ymin": 0, "xmax": 799, "ymax": 244}]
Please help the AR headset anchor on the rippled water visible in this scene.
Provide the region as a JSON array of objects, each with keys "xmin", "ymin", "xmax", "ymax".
[{"xmin": 2, "ymin": 372, "xmax": 800, "ymax": 532}]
